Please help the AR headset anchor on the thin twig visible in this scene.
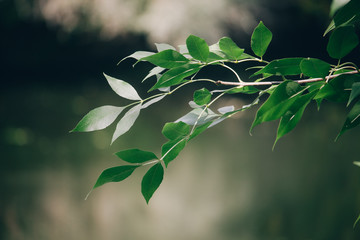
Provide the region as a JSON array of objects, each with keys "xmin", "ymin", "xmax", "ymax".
[{"xmin": 216, "ymin": 70, "xmax": 359, "ymax": 87}]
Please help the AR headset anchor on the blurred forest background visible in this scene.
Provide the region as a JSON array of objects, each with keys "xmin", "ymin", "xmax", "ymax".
[{"xmin": 1, "ymin": 0, "xmax": 360, "ymax": 239}]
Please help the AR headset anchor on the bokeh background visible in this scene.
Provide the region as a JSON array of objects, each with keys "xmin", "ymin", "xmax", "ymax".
[{"xmin": 1, "ymin": 0, "xmax": 360, "ymax": 239}]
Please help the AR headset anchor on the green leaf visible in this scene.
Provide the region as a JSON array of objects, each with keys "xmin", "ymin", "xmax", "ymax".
[
  {"xmin": 93, "ymin": 165, "xmax": 138, "ymax": 189},
  {"xmin": 71, "ymin": 105, "xmax": 125, "ymax": 132},
  {"xmin": 104, "ymin": 73, "xmax": 142, "ymax": 101},
  {"xmin": 149, "ymin": 64, "xmax": 202, "ymax": 91},
  {"xmin": 274, "ymin": 90, "xmax": 318, "ymax": 146},
  {"xmin": 176, "ymin": 108, "xmax": 219, "ymax": 125},
  {"xmin": 253, "ymin": 58, "xmax": 304, "ymax": 76},
  {"xmin": 219, "ymin": 37, "xmax": 244, "ymax": 60},
  {"xmin": 251, "ymin": 21, "xmax": 273, "ymax": 58},
  {"xmin": 334, "ymin": 0, "xmax": 360, "ymax": 27},
  {"xmin": 186, "ymin": 35, "xmax": 210, "ymax": 62},
  {"xmin": 193, "ymin": 88, "xmax": 212, "ymax": 105},
  {"xmin": 141, "ymin": 163, "xmax": 164, "ymax": 203},
  {"xmin": 251, "ymin": 81, "xmax": 303, "ymax": 132},
  {"xmin": 111, "ymin": 104, "xmax": 142, "ymax": 144},
  {"xmin": 300, "ymin": 58, "xmax": 331, "ymax": 78},
  {"xmin": 115, "ymin": 149, "xmax": 158, "ymax": 164},
  {"xmin": 354, "ymin": 213, "xmax": 360, "ymax": 229},
  {"xmin": 336, "ymin": 100, "xmax": 360, "ymax": 140},
  {"xmin": 327, "ymin": 26, "xmax": 359, "ymax": 59},
  {"xmin": 348, "ymin": 82, "xmax": 360, "ymax": 106},
  {"xmin": 140, "ymin": 49, "xmax": 190, "ymax": 69},
  {"xmin": 162, "ymin": 121, "xmax": 191, "ymax": 140},
  {"xmin": 162, "ymin": 138, "xmax": 187, "ymax": 167}
]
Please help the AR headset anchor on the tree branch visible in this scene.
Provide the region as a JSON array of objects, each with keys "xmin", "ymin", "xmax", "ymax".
[{"xmin": 216, "ymin": 70, "xmax": 359, "ymax": 87}]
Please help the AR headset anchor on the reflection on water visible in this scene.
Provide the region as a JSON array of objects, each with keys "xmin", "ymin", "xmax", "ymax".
[{"xmin": 1, "ymin": 85, "xmax": 360, "ymax": 239}]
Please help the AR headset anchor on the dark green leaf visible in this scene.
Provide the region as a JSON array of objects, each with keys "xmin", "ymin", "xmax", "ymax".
[
  {"xmin": 300, "ymin": 58, "xmax": 331, "ymax": 78},
  {"xmin": 253, "ymin": 58, "xmax": 304, "ymax": 76},
  {"xmin": 315, "ymin": 74, "xmax": 360, "ymax": 102},
  {"xmin": 334, "ymin": 0, "xmax": 360, "ymax": 27},
  {"xmin": 140, "ymin": 49, "xmax": 190, "ymax": 69},
  {"xmin": 149, "ymin": 64, "xmax": 202, "ymax": 91},
  {"xmin": 274, "ymin": 90, "xmax": 317, "ymax": 146},
  {"xmin": 348, "ymin": 82, "xmax": 360, "ymax": 106},
  {"xmin": 71, "ymin": 105, "xmax": 125, "ymax": 132},
  {"xmin": 251, "ymin": 21, "xmax": 273, "ymax": 58},
  {"xmin": 251, "ymin": 81, "xmax": 303, "ymax": 132},
  {"xmin": 336, "ymin": 100, "xmax": 360, "ymax": 140},
  {"xmin": 115, "ymin": 149, "xmax": 158, "ymax": 164},
  {"xmin": 111, "ymin": 104, "xmax": 142, "ymax": 144},
  {"xmin": 193, "ymin": 88, "xmax": 212, "ymax": 105},
  {"xmin": 162, "ymin": 121, "xmax": 191, "ymax": 140},
  {"xmin": 327, "ymin": 26, "xmax": 359, "ymax": 59},
  {"xmin": 162, "ymin": 138, "xmax": 187, "ymax": 167},
  {"xmin": 93, "ymin": 165, "xmax": 138, "ymax": 189},
  {"xmin": 176, "ymin": 108, "xmax": 219, "ymax": 125},
  {"xmin": 141, "ymin": 163, "xmax": 164, "ymax": 203},
  {"xmin": 219, "ymin": 37, "xmax": 244, "ymax": 60},
  {"xmin": 104, "ymin": 73, "xmax": 142, "ymax": 100},
  {"xmin": 186, "ymin": 35, "xmax": 210, "ymax": 62}
]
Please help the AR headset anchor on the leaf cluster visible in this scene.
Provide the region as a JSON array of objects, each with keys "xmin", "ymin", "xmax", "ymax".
[{"xmin": 72, "ymin": 0, "xmax": 360, "ymax": 205}]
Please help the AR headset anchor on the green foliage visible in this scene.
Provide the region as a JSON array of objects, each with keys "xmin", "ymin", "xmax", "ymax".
[{"xmin": 72, "ymin": 0, "xmax": 360, "ymax": 213}]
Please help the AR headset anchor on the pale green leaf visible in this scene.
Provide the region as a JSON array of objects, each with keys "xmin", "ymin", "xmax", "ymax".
[
  {"xmin": 155, "ymin": 43, "xmax": 176, "ymax": 52},
  {"xmin": 142, "ymin": 66, "xmax": 165, "ymax": 82},
  {"xmin": 104, "ymin": 73, "xmax": 142, "ymax": 100},
  {"xmin": 111, "ymin": 104, "xmax": 142, "ymax": 144},
  {"xmin": 176, "ymin": 108, "xmax": 219, "ymax": 126},
  {"xmin": 141, "ymin": 95, "xmax": 166, "ymax": 109},
  {"xmin": 71, "ymin": 105, "xmax": 125, "ymax": 132}
]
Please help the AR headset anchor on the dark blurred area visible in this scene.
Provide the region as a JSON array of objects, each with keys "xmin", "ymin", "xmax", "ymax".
[{"xmin": 1, "ymin": 0, "xmax": 360, "ymax": 239}]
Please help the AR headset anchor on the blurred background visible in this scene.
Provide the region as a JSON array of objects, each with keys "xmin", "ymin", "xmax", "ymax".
[{"xmin": 1, "ymin": 0, "xmax": 360, "ymax": 239}]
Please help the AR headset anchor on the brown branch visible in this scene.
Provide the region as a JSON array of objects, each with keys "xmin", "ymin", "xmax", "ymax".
[{"xmin": 216, "ymin": 70, "xmax": 359, "ymax": 87}]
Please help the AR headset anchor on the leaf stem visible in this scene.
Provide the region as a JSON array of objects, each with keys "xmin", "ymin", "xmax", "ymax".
[
  {"xmin": 215, "ymin": 70, "xmax": 359, "ymax": 87},
  {"xmin": 221, "ymin": 63, "xmax": 243, "ymax": 82}
]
